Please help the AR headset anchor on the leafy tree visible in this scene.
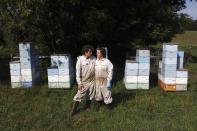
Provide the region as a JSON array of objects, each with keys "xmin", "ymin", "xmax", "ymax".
[{"xmin": 0, "ymin": 0, "xmax": 196, "ymax": 58}]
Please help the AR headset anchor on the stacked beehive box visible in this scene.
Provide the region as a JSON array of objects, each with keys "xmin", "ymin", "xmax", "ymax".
[
  {"xmin": 177, "ymin": 51, "xmax": 184, "ymax": 69},
  {"xmin": 158, "ymin": 44, "xmax": 188, "ymax": 91},
  {"xmin": 176, "ymin": 51, "xmax": 188, "ymax": 91},
  {"xmin": 10, "ymin": 61, "xmax": 22, "ymax": 88},
  {"xmin": 19, "ymin": 43, "xmax": 40, "ymax": 87},
  {"xmin": 124, "ymin": 50, "xmax": 150, "ymax": 90},
  {"xmin": 48, "ymin": 54, "xmax": 74, "ymax": 88},
  {"xmin": 9, "ymin": 42, "xmax": 40, "ymax": 88}
]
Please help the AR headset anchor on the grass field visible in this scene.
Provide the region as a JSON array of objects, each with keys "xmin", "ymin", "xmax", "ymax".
[
  {"xmin": 171, "ymin": 31, "xmax": 197, "ymax": 46},
  {"xmin": 0, "ymin": 31, "xmax": 197, "ymax": 130}
]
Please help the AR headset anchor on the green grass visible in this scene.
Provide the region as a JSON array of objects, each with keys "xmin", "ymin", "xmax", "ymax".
[
  {"xmin": 0, "ymin": 31, "xmax": 197, "ymax": 130},
  {"xmin": 151, "ymin": 31, "xmax": 197, "ymax": 57},
  {"xmin": 171, "ymin": 31, "xmax": 197, "ymax": 57},
  {"xmin": 171, "ymin": 31, "xmax": 197, "ymax": 46},
  {"xmin": 1, "ymin": 78, "xmax": 197, "ymax": 130}
]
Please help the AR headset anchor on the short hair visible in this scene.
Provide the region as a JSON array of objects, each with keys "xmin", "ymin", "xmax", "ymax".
[
  {"xmin": 97, "ymin": 47, "xmax": 106, "ymax": 58},
  {"xmin": 82, "ymin": 45, "xmax": 94, "ymax": 54}
]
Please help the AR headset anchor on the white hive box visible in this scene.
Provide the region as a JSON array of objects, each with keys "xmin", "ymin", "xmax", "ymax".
[
  {"xmin": 58, "ymin": 75, "xmax": 71, "ymax": 83},
  {"xmin": 176, "ymin": 69, "xmax": 188, "ymax": 78},
  {"xmin": 125, "ymin": 60, "xmax": 139, "ymax": 69},
  {"xmin": 136, "ymin": 50, "xmax": 150, "ymax": 57},
  {"xmin": 48, "ymin": 67, "xmax": 59, "ymax": 83},
  {"xmin": 161, "ymin": 70, "xmax": 176, "ymax": 78},
  {"xmin": 21, "ymin": 69, "xmax": 32, "ymax": 76},
  {"xmin": 48, "ymin": 75, "xmax": 59, "ymax": 82},
  {"xmin": 125, "ymin": 60, "xmax": 139, "ymax": 76},
  {"xmin": 161, "ymin": 77, "xmax": 176, "ymax": 84},
  {"xmin": 11, "ymin": 76, "xmax": 21, "ymax": 83},
  {"xmin": 58, "ymin": 54, "xmax": 70, "ymax": 69},
  {"xmin": 162, "ymin": 57, "xmax": 177, "ymax": 65},
  {"xmin": 10, "ymin": 61, "xmax": 21, "ymax": 76},
  {"xmin": 138, "ymin": 63, "xmax": 150, "ymax": 70},
  {"xmin": 138, "ymin": 69, "xmax": 150, "ymax": 76},
  {"xmin": 125, "ymin": 76, "xmax": 138, "ymax": 83},
  {"xmin": 176, "ymin": 78, "xmax": 188, "ymax": 84},
  {"xmin": 21, "ymin": 75, "xmax": 33, "ymax": 82},
  {"xmin": 138, "ymin": 83, "xmax": 149, "ymax": 89},
  {"xmin": 176, "ymin": 85, "xmax": 187, "ymax": 91},
  {"xmin": 163, "ymin": 44, "xmax": 178, "ymax": 51},
  {"xmin": 137, "ymin": 76, "xmax": 149, "ymax": 83},
  {"xmin": 162, "ymin": 50, "xmax": 177, "ymax": 58}
]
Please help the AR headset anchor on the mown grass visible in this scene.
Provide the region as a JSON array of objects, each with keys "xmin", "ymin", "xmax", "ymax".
[
  {"xmin": 152, "ymin": 31, "xmax": 197, "ymax": 57},
  {"xmin": 0, "ymin": 78, "xmax": 197, "ymax": 130},
  {"xmin": 0, "ymin": 31, "xmax": 197, "ymax": 130},
  {"xmin": 171, "ymin": 31, "xmax": 197, "ymax": 46}
]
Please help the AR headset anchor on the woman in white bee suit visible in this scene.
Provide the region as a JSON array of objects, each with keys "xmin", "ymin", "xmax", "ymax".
[
  {"xmin": 95, "ymin": 47, "xmax": 113, "ymax": 111},
  {"xmin": 70, "ymin": 45, "xmax": 96, "ymax": 116}
]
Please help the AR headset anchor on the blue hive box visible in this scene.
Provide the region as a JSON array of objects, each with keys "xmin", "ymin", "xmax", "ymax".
[
  {"xmin": 48, "ymin": 67, "xmax": 59, "ymax": 75},
  {"xmin": 22, "ymin": 82, "xmax": 32, "ymax": 87},
  {"xmin": 136, "ymin": 56, "xmax": 150, "ymax": 63}
]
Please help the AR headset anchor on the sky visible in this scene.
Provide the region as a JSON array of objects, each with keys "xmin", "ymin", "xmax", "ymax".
[{"xmin": 179, "ymin": 0, "xmax": 197, "ymax": 20}]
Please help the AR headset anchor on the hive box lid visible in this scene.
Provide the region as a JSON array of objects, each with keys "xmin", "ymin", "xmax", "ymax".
[
  {"xmin": 51, "ymin": 54, "xmax": 71, "ymax": 56},
  {"xmin": 126, "ymin": 60, "xmax": 138, "ymax": 63},
  {"xmin": 10, "ymin": 60, "xmax": 20, "ymax": 63},
  {"xmin": 48, "ymin": 66, "xmax": 58, "ymax": 69}
]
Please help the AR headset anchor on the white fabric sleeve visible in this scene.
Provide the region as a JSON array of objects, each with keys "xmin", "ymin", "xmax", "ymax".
[
  {"xmin": 107, "ymin": 60, "xmax": 113, "ymax": 81},
  {"xmin": 76, "ymin": 57, "xmax": 82, "ymax": 85}
]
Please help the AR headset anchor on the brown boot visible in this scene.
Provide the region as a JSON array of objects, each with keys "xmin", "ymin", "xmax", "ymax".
[{"xmin": 70, "ymin": 101, "xmax": 79, "ymax": 117}]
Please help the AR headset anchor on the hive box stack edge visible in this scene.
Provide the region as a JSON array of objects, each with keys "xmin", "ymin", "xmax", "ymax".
[
  {"xmin": 159, "ymin": 44, "xmax": 177, "ymax": 91},
  {"xmin": 10, "ymin": 61, "xmax": 22, "ymax": 88},
  {"xmin": 48, "ymin": 54, "xmax": 74, "ymax": 88},
  {"xmin": 177, "ymin": 51, "xmax": 184, "ymax": 69},
  {"xmin": 158, "ymin": 61, "xmax": 162, "ymax": 85},
  {"xmin": 19, "ymin": 42, "xmax": 40, "ymax": 87},
  {"xmin": 136, "ymin": 50, "xmax": 150, "ymax": 89},
  {"xmin": 158, "ymin": 43, "xmax": 188, "ymax": 91},
  {"xmin": 176, "ymin": 51, "xmax": 188, "ymax": 91},
  {"xmin": 124, "ymin": 50, "xmax": 150, "ymax": 90},
  {"xmin": 48, "ymin": 67, "xmax": 59, "ymax": 88},
  {"xmin": 124, "ymin": 60, "xmax": 138, "ymax": 89}
]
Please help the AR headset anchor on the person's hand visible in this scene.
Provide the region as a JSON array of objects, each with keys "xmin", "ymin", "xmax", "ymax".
[
  {"xmin": 106, "ymin": 80, "xmax": 111, "ymax": 88},
  {"xmin": 78, "ymin": 84, "xmax": 83, "ymax": 90}
]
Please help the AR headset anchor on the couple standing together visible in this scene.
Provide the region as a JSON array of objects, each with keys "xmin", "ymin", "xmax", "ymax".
[{"xmin": 70, "ymin": 45, "xmax": 113, "ymax": 116}]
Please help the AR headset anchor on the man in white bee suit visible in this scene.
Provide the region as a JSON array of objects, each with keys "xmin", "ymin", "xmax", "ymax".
[
  {"xmin": 95, "ymin": 47, "xmax": 113, "ymax": 111},
  {"xmin": 70, "ymin": 45, "xmax": 96, "ymax": 116}
]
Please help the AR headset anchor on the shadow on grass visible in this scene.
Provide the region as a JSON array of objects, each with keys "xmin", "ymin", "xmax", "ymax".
[
  {"xmin": 149, "ymin": 72, "xmax": 158, "ymax": 89},
  {"xmin": 112, "ymin": 91, "xmax": 136, "ymax": 108},
  {"xmin": 184, "ymin": 52, "xmax": 197, "ymax": 64},
  {"xmin": 0, "ymin": 59, "xmax": 10, "ymax": 84}
]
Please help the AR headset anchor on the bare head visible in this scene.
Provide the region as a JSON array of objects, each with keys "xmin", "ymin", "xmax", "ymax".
[
  {"xmin": 82, "ymin": 45, "xmax": 94, "ymax": 58},
  {"xmin": 97, "ymin": 48, "xmax": 106, "ymax": 59}
]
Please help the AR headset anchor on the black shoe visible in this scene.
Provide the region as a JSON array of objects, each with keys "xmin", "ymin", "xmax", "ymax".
[
  {"xmin": 85, "ymin": 100, "xmax": 91, "ymax": 109},
  {"xmin": 70, "ymin": 101, "xmax": 79, "ymax": 117},
  {"xmin": 96, "ymin": 101, "xmax": 103, "ymax": 112},
  {"xmin": 106, "ymin": 103, "xmax": 113, "ymax": 110}
]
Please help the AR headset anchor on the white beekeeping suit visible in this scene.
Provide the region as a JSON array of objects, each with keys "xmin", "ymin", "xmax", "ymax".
[
  {"xmin": 73, "ymin": 55, "xmax": 96, "ymax": 101},
  {"xmin": 95, "ymin": 58, "xmax": 113, "ymax": 104}
]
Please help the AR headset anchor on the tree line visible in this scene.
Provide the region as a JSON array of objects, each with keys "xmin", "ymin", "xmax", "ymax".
[{"xmin": 0, "ymin": 0, "xmax": 196, "ymax": 59}]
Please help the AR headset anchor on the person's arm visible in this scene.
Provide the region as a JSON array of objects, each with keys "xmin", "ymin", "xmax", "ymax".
[
  {"xmin": 106, "ymin": 60, "xmax": 113, "ymax": 88},
  {"xmin": 107, "ymin": 60, "xmax": 113, "ymax": 81},
  {"xmin": 76, "ymin": 57, "xmax": 82, "ymax": 90}
]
